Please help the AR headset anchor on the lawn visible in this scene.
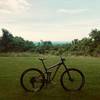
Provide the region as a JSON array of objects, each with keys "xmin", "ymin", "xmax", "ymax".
[{"xmin": 0, "ymin": 55, "xmax": 100, "ymax": 100}]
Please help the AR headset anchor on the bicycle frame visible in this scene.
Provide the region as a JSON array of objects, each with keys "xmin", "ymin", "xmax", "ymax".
[
  {"xmin": 21, "ymin": 58, "xmax": 85, "ymax": 92},
  {"xmin": 40, "ymin": 58, "xmax": 70, "ymax": 82}
]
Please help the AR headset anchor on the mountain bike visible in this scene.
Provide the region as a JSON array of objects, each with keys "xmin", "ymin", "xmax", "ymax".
[{"xmin": 20, "ymin": 57, "xmax": 85, "ymax": 92}]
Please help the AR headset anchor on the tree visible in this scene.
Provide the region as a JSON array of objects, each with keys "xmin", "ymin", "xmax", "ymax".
[
  {"xmin": 12, "ymin": 36, "xmax": 35, "ymax": 52},
  {"xmin": 70, "ymin": 39, "xmax": 79, "ymax": 51},
  {"xmin": 78, "ymin": 38, "xmax": 92, "ymax": 55},
  {"xmin": 1, "ymin": 29, "xmax": 13, "ymax": 52},
  {"xmin": 0, "ymin": 28, "xmax": 35, "ymax": 52},
  {"xmin": 35, "ymin": 40, "xmax": 53, "ymax": 54},
  {"xmin": 89, "ymin": 29, "xmax": 100, "ymax": 43}
]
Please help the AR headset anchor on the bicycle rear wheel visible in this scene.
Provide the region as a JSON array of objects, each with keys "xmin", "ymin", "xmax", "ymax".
[
  {"xmin": 60, "ymin": 68, "xmax": 85, "ymax": 91},
  {"xmin": 20, "ymin": 68, "xmax": 45, "ymax": 92}
]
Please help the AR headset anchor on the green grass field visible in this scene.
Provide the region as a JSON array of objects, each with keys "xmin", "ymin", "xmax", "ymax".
[{"xmin": 0, "ymin": 55, "xmax": 100, "ymax": 100}]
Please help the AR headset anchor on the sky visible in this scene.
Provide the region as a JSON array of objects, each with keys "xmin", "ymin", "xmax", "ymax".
[{"xmin": 0, "ymin": 0, "xmax": 100, "ymax": 42}]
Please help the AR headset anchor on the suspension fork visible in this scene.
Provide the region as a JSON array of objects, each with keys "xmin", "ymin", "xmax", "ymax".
[{"xmin": 63, "ymin": 62, "xmax": 72, "ymax": 80}]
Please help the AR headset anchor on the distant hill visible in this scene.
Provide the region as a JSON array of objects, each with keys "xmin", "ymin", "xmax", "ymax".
[
  {"xmin": 33, "ymin": 41, "xmax": 67, "ymax": 46},
  {"xmin": 52, "ymin": 41, "xmax": 67, "ymax": 45}
]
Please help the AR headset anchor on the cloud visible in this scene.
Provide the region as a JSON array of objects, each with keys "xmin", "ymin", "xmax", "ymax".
[
  {"xmin": 0, "ymin": 0, "xmax": 31, "ymax": 14},
  {"xmin": 57, "ymin": 8, "xmax": 88, "ymax": 14}
]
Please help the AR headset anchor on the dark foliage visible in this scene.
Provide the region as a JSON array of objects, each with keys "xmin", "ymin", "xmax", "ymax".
[{"xmin": 0, "ymin": 28, "xmax": 100, "ymax": 56}]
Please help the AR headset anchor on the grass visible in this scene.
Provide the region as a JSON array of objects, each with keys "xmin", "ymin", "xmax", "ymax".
[
  {"xmin": 0, "ymin": 55, "xmax": 100, "ymax": 100},
  {"xmin": 0, "ymin": 52, "xmax": 41, "ymax": 57}
]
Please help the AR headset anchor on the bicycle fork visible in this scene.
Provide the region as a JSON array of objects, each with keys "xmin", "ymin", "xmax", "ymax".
[{"xmin": 63, "ymin": 64, "xmax": 73, "ymax": 81}]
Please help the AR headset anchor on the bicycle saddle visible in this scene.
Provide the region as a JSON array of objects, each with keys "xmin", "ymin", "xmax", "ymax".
[
  {"xmin": 60, "ymin": 57, "xmax": 66, "ymax": 61},
  {"xmin": 39, "ymin": 58, "xmax": 46, "ymax": 60}
]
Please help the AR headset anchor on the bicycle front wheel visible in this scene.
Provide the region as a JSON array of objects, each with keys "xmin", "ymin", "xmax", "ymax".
[
  {"xmin": 20, "ymin": 68, "xmax": 45, "ymax": 92},
  {"xmin": 60, "ymin": 68, "xmax": 85, "ymax": 91}
]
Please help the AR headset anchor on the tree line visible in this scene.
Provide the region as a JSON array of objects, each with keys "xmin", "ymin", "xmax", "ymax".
[
  {"xmin": 66, "ymin": 29, "xmax": 100, "ymax": 56},
  {"xmin": 0, "ymin": 29, "xmax": 35, "ymax": 52},
  {"xmin": 0, "ymin": 28, "xmax": 100, "ymax": 56}
]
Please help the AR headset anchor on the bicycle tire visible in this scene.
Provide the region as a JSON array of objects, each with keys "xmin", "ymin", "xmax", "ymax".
[
  {"xmin": 60, "ymin": 68, "xmax": 85, "ymax": 91},
  {"xmin": 20, "ymin": 68, "xmax": 45, "ymax": 92}
]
